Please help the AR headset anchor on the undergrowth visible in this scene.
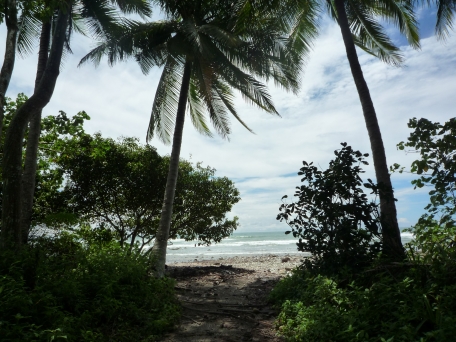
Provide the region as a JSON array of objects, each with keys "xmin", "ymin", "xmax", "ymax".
[
  {"xmin": 0, "ymin": 230, "xmax": 180, "ymax": 341},
  {"xmin": 270, "ymin": 224, "xmax": 456, "ymax": 341}
]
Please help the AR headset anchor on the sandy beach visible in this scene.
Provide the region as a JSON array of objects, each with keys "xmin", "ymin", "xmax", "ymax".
[{"xmin": 161, "ymin": 254, "xmax": 306, "ymax": 342}]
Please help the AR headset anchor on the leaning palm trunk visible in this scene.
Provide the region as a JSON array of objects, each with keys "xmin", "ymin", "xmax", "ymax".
[
  {"xmin": 151, "ymin": 60, "xmax": 192, "ymax": 277},
  {"xmin": 1, "ymin": 8, "xmax": 69, "ymax": 250},
  {"xmin": 21, "ymin": 22, "xmax": 52, "ymax": 244},
  {"xmin": 334, "ymin": 0, "xmax": 405, "ymax": 260},
  {"xmin": 0, "ymin": 0, "xmax": 18, "ymax": 140}
]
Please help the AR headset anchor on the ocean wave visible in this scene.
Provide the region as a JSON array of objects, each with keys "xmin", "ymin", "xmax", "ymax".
[
  {"xmin": 168, "ymin": 240, "xmax": 297, "ymax": 248},
  {"xmin": 166, "ymin": 232, "xmax": 414, "ymax": 249}
]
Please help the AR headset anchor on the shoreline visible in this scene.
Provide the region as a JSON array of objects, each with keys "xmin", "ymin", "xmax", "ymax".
[{"xmin": 166, "ymin": 253, "xmax": 307, "ymax": 276}]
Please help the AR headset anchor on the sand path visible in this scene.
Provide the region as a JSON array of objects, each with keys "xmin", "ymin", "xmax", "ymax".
[{"xmin": 160, "ymin": 254, "xmax": 304, "ymax": 342}]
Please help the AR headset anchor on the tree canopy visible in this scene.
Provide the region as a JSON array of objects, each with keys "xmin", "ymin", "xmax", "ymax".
[{"xmin": 56, "ymin": 133, "xmax": 240, "ymax": 251}]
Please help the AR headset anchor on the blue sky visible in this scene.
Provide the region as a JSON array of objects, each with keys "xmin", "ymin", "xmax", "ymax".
[{"xmin": 1, "ymin": 6, "xmax": 455, "ymax": 232}]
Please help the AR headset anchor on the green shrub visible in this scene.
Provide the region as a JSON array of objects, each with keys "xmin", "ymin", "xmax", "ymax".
[
  {"xmin": 270, "ymin": 222, "xmax": 456, "ymax": 341},
  {"xmin": 277, "ymin": 143, "xmax": 382, "ymax": 276},
  {"xmin": 271, "ymin": 221, "xmax": 456, "ymax": 342},
  {"xmin": 272, "ymin": 268, "xmax": 456, "ymax": 341},
  {"xmin": 0, "ymin": 232, "xmax": 180, "ymax": 341}
]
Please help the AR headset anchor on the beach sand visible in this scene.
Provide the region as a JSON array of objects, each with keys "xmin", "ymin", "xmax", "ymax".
[{"xmin": 161, "ymin": 254, "xmax": 306, "ymax": 342}]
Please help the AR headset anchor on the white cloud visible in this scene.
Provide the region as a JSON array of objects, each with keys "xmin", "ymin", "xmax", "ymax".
[{"xmin": 1, "ymin": 17, "xmax": 455, "ymax": 233}]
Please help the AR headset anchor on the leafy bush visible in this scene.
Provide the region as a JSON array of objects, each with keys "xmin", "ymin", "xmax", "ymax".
[
  {"xmin": 271, "ymin": 267, "xmax": 456, "ymax": 341},
  {"xmin": 0, "ymin": 232, "xmax": 180, "ymax": 341},
  {"xmin": 277, "ymin": 143, "xmax": 382, "ymax": 275}
]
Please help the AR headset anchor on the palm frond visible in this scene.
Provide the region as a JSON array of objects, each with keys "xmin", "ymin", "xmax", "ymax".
[
  {"xmin": 136, "ymin": 43, "xmax": 168, "ymax": 74},
  {"xmin": 188, "ymin": 78, "xmax": 213, "ymax": 137},
  {"xmin": 181, "ymin": 16, "xmax": 207, "ymax": 56},
  {"xmin": 17, "ymin": 7, "xmax": 42, "ymax": 57},
  {"xmin": 268, "ymin": 55, "xmax": 301, "ymax": 94},
  {"xmin": 79, "ymin": 0, "xmax": 120, "ymax": 40},
  {"xmin": 193, "ymin": 59, "xmax": 231, "ymax": 138},
  {"xmin": 325, "ymin": 0, "xmax": 340, "ymax": 21},
  {"xmin": 214, "ymin": 80, "xmax": 254, "ymax": 133},
  {"xmin": 109, "ymin": 0, "xmax": 152, "ymax": 18},
  {"xmin": 204, "ymin": 28, "xmax": 302, "ymax": 94},
  {"xmin": 206, "ymin": 90, "xmax": 232, "ymax": 139},
  {"xmin": 147, "ymin": 56, "xmax": 185, "ymax": 144},
  {"xmin": 232, "ymin": 0, "xmax": 254, "ymax": 32},
  {"xmin": 346, "ymin": 0, "xmax": 403, "ymax": 66},
  {"xmin": 368, "ymin": 0, "xmax": 420, "ymax": 48},
  {"xmin": 233, "ymin": 0, "xmax": 283, "ymax": 33},
  {"xmin": 208, "ymin": 47, "xmax": 279, "ymax": 115},
  {"xmin": 198, "ymin": 23, "xmax": 244, "ymax": 48},
  {"xmin": 71, "ymin": 12, "xmax": 89, "ymax": 37},
  {"xmin": 66, "ymin": 5, "xmax": 75, "ymax": 55},
  {"xmin": 286, "ymin": 0, "xmax": 320, "ymax": 62},
  {"xmin": 78, "ymin": 41, "xmax": 110, "ymax": 67},
  {"xmin": 79, "ymin": 20, "xmax": 174, "ymax": 69},
  {"xmin": 435, "ymin": 0, "xmax": 455, "ymax": 39}
]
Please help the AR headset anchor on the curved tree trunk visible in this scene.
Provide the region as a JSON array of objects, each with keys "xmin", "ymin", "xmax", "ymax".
[
  {"xmin": 21, "ymin": 22, "xmax": 52, "ymax": 244},
  {"xmin": 151, "ymin": 59, "xmax": 192, "ymax": 277},
  {"xmin": 0, "ymin": 0, "xmax": 18, "ymax": 140},
  {"xmin": 334, "ymin": 0, "xmax": 405, "ymax": 260},
  {"xmin": 1, "ymin": 8, "xmax": 69, "ymax": 251}
]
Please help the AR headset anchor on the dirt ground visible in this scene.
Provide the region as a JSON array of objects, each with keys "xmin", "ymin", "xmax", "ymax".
[{"xmin": 160, "ymin": 254, "xmax": 304, "ymax": 342}]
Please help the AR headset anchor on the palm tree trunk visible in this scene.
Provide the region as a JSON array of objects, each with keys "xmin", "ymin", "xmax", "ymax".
[
  {"xmin": 0, "ymin": 0, "xmax": 18, "ymax": 141},
  {"xmin": 1, "ymin": 7, "xmax": 69, "ymax": 251},
  {"xmin": 334, "ymin": 0, "xmax": 404, "ymax": 260},
  {"xmin": 21, "ymin": 22, "xmax": 52, "ymax": 244},
  {"xmin": 152, "ymin": 60, "xmax": 192, "ymax": 277}
]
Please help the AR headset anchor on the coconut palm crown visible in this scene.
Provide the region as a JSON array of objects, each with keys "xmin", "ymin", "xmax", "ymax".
[{"xmin": 81, "ymin": 0, "xmax": 305, "ymax": 142}]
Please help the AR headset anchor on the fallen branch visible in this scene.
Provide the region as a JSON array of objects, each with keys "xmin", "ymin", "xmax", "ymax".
[{"xmin": 181, "ymin": 305, "xmax": 257, "ymax": 323}]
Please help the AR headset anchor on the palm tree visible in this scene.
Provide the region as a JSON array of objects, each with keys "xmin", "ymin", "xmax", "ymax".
[
  {"xmin": 1, "ymin": 0, "xmax": 151, "ymax": 250},
  {"xmin": 81, "ymin": 0, "xmax": 303, "ymax": 276},
  {"xmin": 283, "ymin": 0, "xmax": 420, "ymax": 260}
]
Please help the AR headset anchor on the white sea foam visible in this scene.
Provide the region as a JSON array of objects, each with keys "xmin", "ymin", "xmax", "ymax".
[
  {"xmin": 401, "ymin": 232, "xmax": 414, "ymax": 238},
  {"xmin": 167, "ymin": 240, "xmax": 296, "ymax": 248}
]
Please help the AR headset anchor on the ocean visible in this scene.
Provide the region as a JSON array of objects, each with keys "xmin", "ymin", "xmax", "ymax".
[{"xmin": 166, "ymin": 229, "xmax": 414, "ymax": 263}]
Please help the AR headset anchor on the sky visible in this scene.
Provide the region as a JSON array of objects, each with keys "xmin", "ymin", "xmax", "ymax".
[{"xmin": 1, "ymin": 6, "xmax": 455, "ymax": 233}]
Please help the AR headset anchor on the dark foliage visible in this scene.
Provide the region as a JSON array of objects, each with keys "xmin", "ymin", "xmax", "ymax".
[
  {"xmin": 277, "ymin": 143, "xmax": 382, "ymax": 275},
  {"xmin": 0, "ymin": 231, "xmax": 180, "ymax": 341}
]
